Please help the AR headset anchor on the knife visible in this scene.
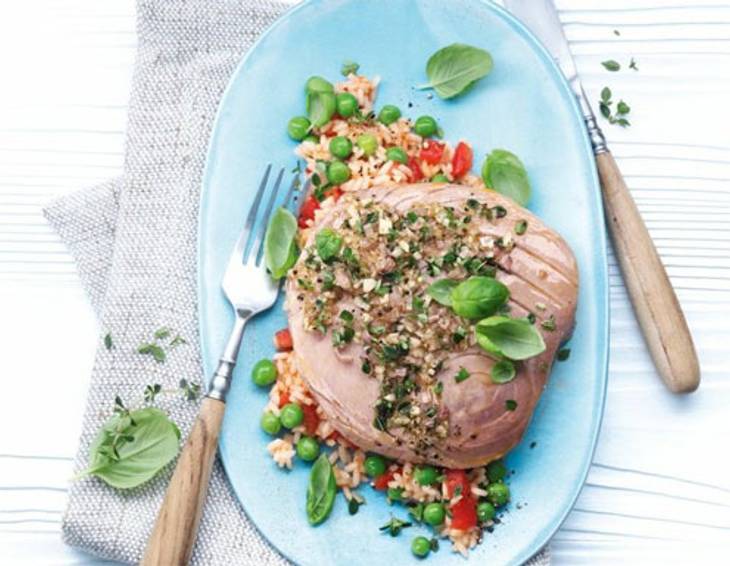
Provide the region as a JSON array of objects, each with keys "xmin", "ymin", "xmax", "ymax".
[{"xmin": 503, "ymin": 0, "xmax": 700, "ymax": 393}]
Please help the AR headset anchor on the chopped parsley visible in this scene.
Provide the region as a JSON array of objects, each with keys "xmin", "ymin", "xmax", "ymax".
[{"xmin": 455, "ymin": 367, "xmax": 471, "ymax": 383}]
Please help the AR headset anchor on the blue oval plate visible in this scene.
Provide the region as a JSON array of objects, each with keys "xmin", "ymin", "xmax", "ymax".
[{"xmin": 199, "ymin": 1, "xmax": 609, "ymax": 564}]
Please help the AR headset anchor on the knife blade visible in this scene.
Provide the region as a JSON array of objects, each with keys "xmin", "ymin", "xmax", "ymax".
[
  {"xmin": 502, "ymin": 0, "xmax": 701, "ymax": 394},
  {"xmin": 503, "ymin": 0, "xmax": 607, "ymax": 153}
]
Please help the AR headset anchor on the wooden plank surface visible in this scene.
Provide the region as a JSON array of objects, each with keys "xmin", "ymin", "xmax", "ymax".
[{"xmin": 0, "ymin": 0, "xmax": 728, "ymax": 564}]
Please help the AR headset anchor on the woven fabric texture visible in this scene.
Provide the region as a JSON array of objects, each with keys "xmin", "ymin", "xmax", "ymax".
[{"xmin": 43, "ymin": 1, "xmax": 550, "ymax": 564}]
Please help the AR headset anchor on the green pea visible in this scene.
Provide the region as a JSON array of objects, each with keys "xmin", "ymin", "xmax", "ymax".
[
  {"xmin": 364, "ymin": 455, "xmax": 387, "ymax": 477},
  {"xmin": 477, "ymin": 501, "xmax": 496, "ymax": 522},
  {"xmin": 329, "ymin": 136, "xmax": 353, "ymax": 159},
  {"xmin": 296, "ymin": 436, "xmax": 320, "ymax": 462},
  {"xmin": 335, "ymin": 92, "xmax": 358, "ymax": 117},
  {"xmin": 486, "ymin": 460, "xmax": 507, "ymax": 482},
  {"xmin": 378, "ymin": 104, "xmax": 401, "ymax": 125},
  {"xmin": 287, "ymin": 116, "xmax": 311, "ymax": 142},
  {"xmin": 414, "ymin": 115, "xmax": 438, "ymax": 137},
  {"xmin": 387, "ymin": 487, "xmax": 404, "ymax": 502},
  {"xmin": 251, "ymin": 359, "xmax": 277, "ymax": 387},
  {"xmin": 356, "ymin": 133, "xmax": 378, "ymax": 157},
  {"xmin": 305, "ymin": 75, "xmax": 334, "ymax": 94},
  {"xmin": 326, "ymin": 160, "xmax": 351, "ymax": 185},
  {"xmin": 487, "ymin": 482, "xmax": 510, "ymax": 507},
  {"xmin": 280, "ymin": 403, "xmax": 304, "ymax": 429},
  {"xmin": 431, "ymin": 174, "xmax": 449, "ymax": 183},
  {"xmin": 423, "ymin": 502, "xmax": 446, "ymax": 526},
  {"xmin": 411, "ymin": 536, "xmax": 431, "ymax": 558},
  {"xmin": 260, "ymin": 411, "xmax": 281, "ymax": 436},
  {"xmin": 303, "ymin": 134, "xmax": 319, "ymax": 144},
  {"xmin": 414, "ymin": 465, "xmax": 438, "ymax": 486},
  {"xmin": 386, "ymin": 147, "xmax": 408, "ymax": 165}
]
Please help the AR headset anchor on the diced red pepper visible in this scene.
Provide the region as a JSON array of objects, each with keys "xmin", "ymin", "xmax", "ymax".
[
  {"xmin": 444, "ymin": 469, "xmax": 470, "ymax": 498},
  {"xmin": 327, "ymin": 187, "xmax": 343, "ymax": 201},
  {"xmin": 298, "ymin": 195, "xmax": 320, "ymax": 228},
  {"xmin": 301, "ymin": 403, "xmax": 320, "ymax": 436},
  {"xmin": 451, "ymin": 142, "xmax": 473, "ymax": 178},
  {"xmin": 407, "ymin": 157, "xmax": 424, "ymax": 181},
  {"xmin": 450, "ymin": 495, "xmax": 478, "ymax": 530},
  {"xmin": 274, "ymin": 328, "xmax": 293, "ymax": 351},
  {"xmin": 420, "ymin": 140, "xmax": 445, "ymax": 165},
  {"xmin": 278, "ymin": 390, "xmax": 290, "ymax": 409},
  {"xmin": 327, "ymin": 430, "xmax": 341, "ymax": 442},
  {"xmin": 373, "ymin": 468, "xmax": 399, "ymax": 491}
]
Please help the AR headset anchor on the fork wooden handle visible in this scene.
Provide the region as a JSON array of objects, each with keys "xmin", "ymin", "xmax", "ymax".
[
  {"xmin": 596, "ymin": 151, "xmax": 700, "ymax": 393},
  {"xmin": 141, "ymin": 397, "xmax": 226, "ymax": 566}
]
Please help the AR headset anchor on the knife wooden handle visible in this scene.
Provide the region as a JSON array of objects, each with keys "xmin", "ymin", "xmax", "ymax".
[
  {"xmin": 141, "ymin": 397, "xmax": 225, "ymax": 566},
  {"xmin": 595, "ymin": 151, "xmax": 700, "ymax": 393}
]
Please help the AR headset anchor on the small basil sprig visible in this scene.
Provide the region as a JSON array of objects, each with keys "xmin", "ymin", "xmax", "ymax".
[
  {"xmin": 426, "ymin": 278, "xmax": 459, "ymax": 306},
  {"xmin": 315, "ymin": 228, "xmax": 343, "ymax": 262},
  {"xmin": 491, "ymin": 360, "xmax": 517, "ymax": 384},
  {"xmin": 306, "ymin": 453, "xmax": 336, "ymax": 525},
  {"xmin": 481, "ymin": 149, "xmax": 531, "ymax": 206},
  {"xmin": 418, "ymin": 43, "xmax": 493, "ymax": 100},
  {"xmin": 264, "ymin": 207, "xmax": 299, "ymax": 279},
  {"xmin": 78, "ymin": 407, "xmax": 180, "ymax": 489},
  {"xmin": 475, "ymin": 316, "xmax": 546, "ymax": 361},
  {"xmin": 451, "ymin": 276, "xmax": 509, "ymax": 320}
]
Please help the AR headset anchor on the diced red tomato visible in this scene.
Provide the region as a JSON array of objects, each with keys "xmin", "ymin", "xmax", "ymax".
[
  {"xmin": 327, "ymin": 187, "xmax": 343, "ymax": 201},
  {"xmin": 407, "ymin": 157, "xmax": 424, "ymax": 181},
  {"xmin": 298, "ymin": 195, "xmax": 320, "ymax": 228},
  {"xmin": 301, "ymin": 403, "xmax": 320, "ymax": 436},
  {"xmin": 451, "ymin": 142, "xmax": 473, "ymax": 178},
  {"xmin": 420, "ymin": 140, "xmax": 445, "ymax": 165},
  {"xmin": 278, "ymin": 390, "xmax": 290, "ymax": 409},
  {"xmin": 373, "ymin": 468, "xmax": 399, "ymax": 491},
  {"xmin": 450, "ymin": 495, "xmax": 478, "ymax": 530},
  {"xmin": 274, "ymin": 328, "xmax": 293, "ymax": 351},
  {"xmin": 444, "ymin": 469, "xmax": 470, "ymax": 498}
]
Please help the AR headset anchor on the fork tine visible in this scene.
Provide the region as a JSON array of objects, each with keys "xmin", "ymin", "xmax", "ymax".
[
  {"xmin": 250, "ymin": 167, "xmax": 285, "ymax": 265},
  {"xmin": 226, "ymin": 164, "xmax": 271, "ymax": 268}
]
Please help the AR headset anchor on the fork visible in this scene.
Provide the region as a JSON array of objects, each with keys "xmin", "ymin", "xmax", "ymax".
[{"xmin": 141, "ymin": 164, "xmax": 299, "ymax": 566}]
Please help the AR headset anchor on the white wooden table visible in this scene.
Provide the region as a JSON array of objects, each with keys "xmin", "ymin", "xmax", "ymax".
[{"xmin": 1, "ymin": 1, "xmax": 729, "ymax": 564}]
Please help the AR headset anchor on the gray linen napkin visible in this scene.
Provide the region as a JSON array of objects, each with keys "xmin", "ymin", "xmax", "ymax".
[{"xmin": 44, "ymin": 1, "xmax": 550, "ymax": 564}]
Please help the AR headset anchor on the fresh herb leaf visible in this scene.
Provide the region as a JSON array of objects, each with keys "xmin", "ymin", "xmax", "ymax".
[
  {"xmin": 475, "ymin": 316, "xmax": 546, "ymax": 360},
  {"xmin": 557, "ymin": 348, "xmax": 571, "ymax": 362},
  {"xmin": 451, "ymin": 276, "xmax": 510, "ymax": 320},
  {"xmin": 169, "ymin": 335, "xmax": 187, "ymax": 348},
  {"xmin": 306, "ymin": 453, "xmax": 336, "ymax": 525},
  {"xmin": 601, "ymin": 60, "xmax": 621, "ymax": 72},
  {"xmin": 505, "ymin": 399, "xmax": 518, "ymax": 411},
  {"xmin": 379, "ymin": 516, "xmax": 412, "ymax": 537},
  {"xmin": 104, "ymin": 333, "xmax": 113, "ymax": 350},
  {"xmin": 426, "ymin": 278, "xmax": 459, "ymax": 307},
  {"xmin": 601, "ymin": 87, "xmax": 612, "ymax": 103},
  {"xmin": 143, "ymin": 383, "xmax": 162, "ymax": 403},
  {"xmin": 78, "ymin": 407, "xmax": 180, "ymax": 489},
  {"xmin": 179, "ymin": 379, "xmax": 202, "ymax": 401},
  {"xmin": 315, "ymin": 228, "xmax": 343, "ymax": 262},
  {"xmin": 341, "ymin": 60, "xmax": 360, "ymax": 77},
  {"xmin": 408, "ymin": 503, "xmax": 424, "ymax": 523},
  {"xmin": 491, "ymin": 360, "xmax": 517, "ymax": 384},
  {"xmin": 629, "ymin": 57, "xmax": 638, "ymax": 71},
  {"xmin": 264, "ymin": 207, "xmax": 299, "ymax": 279},
  {"xmin": 455, "ymin": 367, "xmax": 471, "ymax": 383},
  {"xmin": 154, "ymin": 327, "xmax": 171, "ymax": 340},
  {"xmin": 613, "ymin": 29, "xmax": 621, "ymax": 36},
  {"xmin": 481, "ymin": 149, "xmax": 531, "ymax": 206},
  {"xmin": 541, "ymin": 315, "xmax": 557, "ymax": 332},
  {"xmin": 418, "ymin": 43, "xmax": 493, "ymax": 100},
  {"xmin": 348, "ymin": 497, "xmax": 364, "ymax": 515},
  {"xmin": 138, "ymin": 343, "xmax": 166, "ymax": 363},
  {"xmin": 307, "ymin": 91, "xmax": 336, "ymax": 127},
  {"xmin": 617, "ymin": 100, "xmax": 631, "ymax": 115},
  {"xmin": 514, "ymin": 220, "xmax": 528, "ymax": 235},
  {"xmin": 599, "ymin": 101, "xmax": 611, "ymax": 119}
]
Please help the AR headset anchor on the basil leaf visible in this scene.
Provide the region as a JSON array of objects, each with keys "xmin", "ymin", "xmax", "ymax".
[
  {"xmin": 79, "ymin": 407, "xmax": 180, "ymax": 489},
  {"xmin": 475, "ymin": 316, "xmax": 546, "ymax": 360},
  {"xmin": 307, "ymin": 453, "xmax": 336, "ymax": 525},
  {"xmin": 307, "ymin": 91, "xmax": 336, "ymax": 127},
  {"xmin": 601, "ymin": 60, "xmax": 621, "ymax": 72},
  {"xmin": 481, "ymin": 149, "xmax": 531, "ymax": 206},
  {"xmin": 491, "ymin": 360, "xmax": 516, "ymax": 384},
  {"xmin": 451, "ymin": 276, "xmax": 509, "ymax": 320},
  {"xmin": 418, "ymin": 43, "xmax": 493, "ymax": 100},
  {"xmin": 315, "ymin": 228, "xmax": 343, "ymax": 262},
  {"xmin": 265, "ymin": 207, "xmax": 299, "ymax": 279},
  {"xmin": 341, "ymin": 60, "xmax": 360, "ymax": 77},
  {"xmin": 426, "ymin": 278, "xmax": 459, "ymax": 306}
]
